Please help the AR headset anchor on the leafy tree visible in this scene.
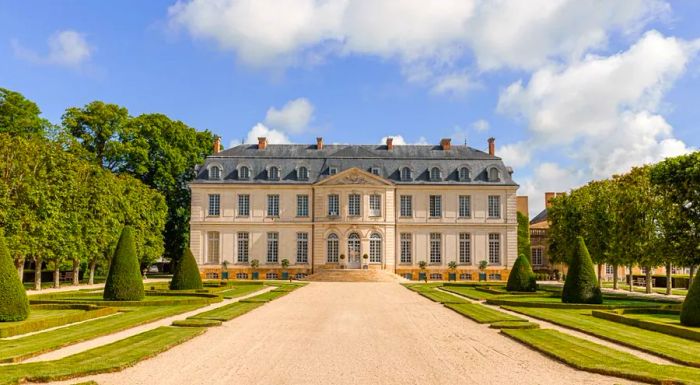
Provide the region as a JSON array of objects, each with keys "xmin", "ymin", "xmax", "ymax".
[
  {"xmin": 506, "ymin": 254, "xmax": 537, "ymax": 292},
  {"xmin": 0, "ymin": 88, "xmax": 48, "ymax": 137},
  {"xmin": 169, "ymin": 248, "xmax": 202, "ymax": 290},
  {"xmin": 0, "ymin": 230, "xmax": 29, "ymax": 321},
  {"xmin": 577, "ymin": 179, "xmax": 616, "ymax": 286},
  {"xmin": 547, "ymin": 193, "xmax": 582, "ymax": 265},
  {"xmin": 517, "ymin": 212, "xmax": 531, "ymax": 261},
  {"xmin": 561, "ymin": 237, "xmax": 602, "ymax": 304},
  {"xmin": 103, "ymin": 226, "xmax": 145, "ymax": 301}
]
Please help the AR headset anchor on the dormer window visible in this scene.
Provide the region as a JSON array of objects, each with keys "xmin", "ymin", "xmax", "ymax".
[
  {"xmin": 209, "ymin": 165, "xmax": 221, "ymax": 180},
  {"xmin": 329, "ymin": 167, "xmax": 338, "ymax": 175},
  {"xmin": 401, "ymin": 167, "xmax": 412, "ymax": 181},
  {"xmin": 371, "ymin": 167, "xmax": 380, "ymax": 176},
  {"xmin": 298, "ymin": 166, "xmax": 309, "ymax": 180},
  {"xmin": 430, "ymin": 167, "xmax": 441, "ymax": 181},
  {"xmin": 239, "ymin": 166, "xmax": 250, "ymax": 180},
  {"xmin": 459, "ymin": 167, "xmax": 470, "ymax": 181},
  {"xmin": 269, "ymin": 166, "xmax": 280, "ymax": 180},
  {"xmin": 488, "ymin": 167, "xmax": 500, "ymax": 182}
]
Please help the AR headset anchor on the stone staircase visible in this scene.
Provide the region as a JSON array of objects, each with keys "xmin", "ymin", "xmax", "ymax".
[{"xmin": 302, "ymin": 269, "xmax": 407, "ymax": 282}]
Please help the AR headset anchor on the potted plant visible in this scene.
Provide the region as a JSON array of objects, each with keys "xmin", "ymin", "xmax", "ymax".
[
  {"xmin": 221, "ymin": 260, "xmax": 229, "ymax": 281},
  {"xmin": 418, "ymin": 261, "xmax": 427, "ymax": 282},
  {"xmin": 250, "ymin": 259, "xmax": 260, "ymax": 280},
  {"xmin": 362, "ymin": 253, "xmax": 369, "ymax": 269},
  {"xmin": 448, "ymin": 261, "xmax": 457, "ymax": 282},
  {"xmin": 339, "ymin": 254, "xmax": 346, "ymax": 269},
  {"xmin": 478, "ymin": 260, "xmax": 488, "ymax": 282},
  {"xmin": 281, "ymin": 259, "xmax": 290, "ymax": 281}
]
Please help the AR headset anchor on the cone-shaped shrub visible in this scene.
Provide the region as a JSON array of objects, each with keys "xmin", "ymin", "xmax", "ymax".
[
  {"xmin": 0, "ymin": 231, "xmax": 29, "ymax": 321},
  {"xmin": 169, "ymin": 248, "xmax": 202, "ymax": 290},
  {"xmin": 103, "ymin": 226, "xmax": 144, "ymax": 301},
  {"xmin": 681, "ymin": 269, "xmax": 700, "ymax": 326},
  {"xmin": 561, "ymin": 236, "xmax": 602, "ymax": 304},
  {"xmin": 506, "ymin": 254, "xmax": 537, "ymax": 292}
]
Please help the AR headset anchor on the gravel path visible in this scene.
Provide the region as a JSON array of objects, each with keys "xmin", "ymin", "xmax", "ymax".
[{"xmin": 48, "ymin": 282, "xmax": 636, "ymax": 385}]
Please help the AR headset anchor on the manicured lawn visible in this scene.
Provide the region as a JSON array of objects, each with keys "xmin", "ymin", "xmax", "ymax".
[
  {"xmin": 503, "ymin": 306, "xmax": 700, "ymax": 367},
  {"xmin": 218, "ymin": 284, "xmax": 265, "ymax": 299},
  {"xmin": 601, "ymin": 282, "xmax": 688, "ymax": 296},
  {"xmin": 189, "ymin": 302, "xmax": 264, "ymax": 321},
  {"xmin": 440, "ymin": 285, "xmax": 499, "ymax": 300},
  {"xmin": 416, "ymin": 289, "xmax": 468, "ymax": 304},
  {"xmin": 444, "ymin": 303, "xmax": 525, "ymax": 323},
  {"xmin": 0, "ymin": 309, "xmax": 85, "ymax": 331}
]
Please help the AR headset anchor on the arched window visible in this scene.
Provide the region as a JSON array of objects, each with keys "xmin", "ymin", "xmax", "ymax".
[
  {"xmin": 459, "ymin": 167, "xmax": 470, "ymax": 181},
  {"xmin": 369, "ymin": 233, "xmax": 382, "ymax": 263},
  {"xmin": 489, "ymin": 167, "xmax": 500, "ymax": 182},
  {"xmin": 430, "ymin": 167, "xmax": 441, "ymax": 181},
  {"xmin": 327, "ymin": 234, "xmax": 339, "ymax": 263},
  {"xmin": 298, "ymin": 166, "xmax": 308, "ymax": 180},
  {"xmin": 239, "ymin": 166, "xmax": 250, "ymax": 180},
  {"xmin": 401, "ymin": 167, "xmax": 411, "ymax": 181},
  {"xmin": 209, "ymin": 166, "xmax": 221, "ymax": 180},
  {"xmin": 269, "ymin": 166, "xmax": 279, "ymax": 180}
]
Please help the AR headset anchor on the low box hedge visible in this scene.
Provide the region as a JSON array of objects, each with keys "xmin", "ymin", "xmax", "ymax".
[
  {"xmin": 489, "ymin": 321, "xmax": 540, "ymax": 330},
  {"xmin": 0, "ymin": 304, "xmax": 117, "ymax": 338},
  {"xmin": 485, "ymin": 298, "xmax": 660, "ymax": 310},
  {"xmin": 171, "ymin": 319, "xmax": 222, "ymax": 328},
  {"xmin": 592, "ymin": 309, "xmax": 700, "ymax": 342}
]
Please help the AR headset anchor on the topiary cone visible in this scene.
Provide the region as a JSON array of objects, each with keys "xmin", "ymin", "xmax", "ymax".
[
  {"xmin": 506, "ymin": 254, "xmax": 537, "ymax": 292},
  {"xmin": 170, "ymin": 248, "xmax": 203, "ymax": 290},
  {"xmin": 0, "ymin": 231, "xmax": 29, "ymax": 321},
  {"xmin": 561, "ymin": 236, "xmax": 602, "ymax": 304},
  {"xmin": 681, "ymin": 269, "xmax": 700, "ymax": 326},
  {"xmin": 103, "ymin": 226, "xmax": 145, "ymax": 301}
]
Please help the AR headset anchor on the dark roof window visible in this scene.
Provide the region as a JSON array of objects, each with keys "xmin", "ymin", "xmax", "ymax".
[
  {"xmin": 209, "ymin": 165, "xmax": 221, "ymax": 180},
  {"xmin": 401, "ymin": 167, "xmax": 412, "ymax": 181},
  {"xmin": 430, "ymin": 167, "xmax": 441, "ymax": 181},
  {"xmin": 459, "ymin": 167, "xmax": 470, "ymax": 181},
  {"xmin": 298, "ymin": 166, "xmax": 309, "ymax": 180},
  {"xmin": 269, "ymin": 166, "xmax": 280, "ymax": 180}
]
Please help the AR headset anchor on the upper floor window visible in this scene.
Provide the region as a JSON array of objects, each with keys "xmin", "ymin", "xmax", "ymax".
[
  {"xmin": 369, "ymin": 233, "xmax": 382, "ymax": 263},
  {"xmin": 208, "ymin": 194, "xmax": 220, "ymax": 216},
  {"xmin": 429, "ymin": 195, "xmax": 442, "ymax": 218},
  {"xmin": 401, "ymin": 167, "xmax": 412, "ymax": 181},
  {"xmin": 430, "ymin": 167, "xmax": 441, "ymax": 181},
  {"xmin": 369, "ymin": 194, "xmax": 381, "ymax": 217},
  {"xmin": 209, "ymin": 166, "xmax": 221, "ymax": 180},
  {"xmin": 328, "ymin": 194, "xmax": 340, "ymax": 216},
  {"xmin": 348, "ymin": 193, "xmax": 361, "ymax": 216},
  {"xmin": 239, "ymin": 166, "xmax": 250, "ymax": 180},
  {"xmin": 488, "ymin": 167, "xmax": 500, "ymax": 182},
  {"xmin": 371, "ymin": 167, "xmax": 381, "ymax": 176},
  {"xmin": 532, "ymin": 248, "xmax": 543, "ymax": 266},
  {"xmin": 329, "ymin": 167, "xmax": 338, "ymax": 175},
  {"xmin": 400, "ymin": 195, "xmax": 412, "ymax": 217},
  {"xmin": 488, "ymin": 195, "xmax": 501, "ymax": 218},
  {"xmin": 297, "ymin": 194, "xmax": 309, "ymax": 217},
  {"xmin": 459, "ymin": 167, "xmax": 470, "ymax": 181},
  {"xmin": 238, "ymin": 194, "xmax": 250, "ymax": 217},
  {"xmin": 269, "ymin": 166, "xmax": 280, "ymax": 180},
  {"xmin": 267, "ymin": 194, "xmax": 279, "ymax": 217},
  {"xmin": 298, "ymin": 166, "xmax": 309, "ymax": 180},
  {"xmin": 459, "ymin": 195, "xmax": 471, "ymax": 218}
]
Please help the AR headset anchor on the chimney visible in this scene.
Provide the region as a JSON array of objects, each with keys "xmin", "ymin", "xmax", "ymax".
[
  {"xmin": 386, "ymin": 137, "xmax": 394, "ymax": 150},
  {"xmin": 213, "ymin": 137, "xmax": 221, "ymax": 154},
  {"xmin": 545, "ymin": 192, "xmax": 555, "ymax": 208},
  {"xmin": 488, "ymin": 137, "xmax": 495, "ymax": 156},
  {"xmin": 440, "ymin": 138, "xmax": 451, "ymax": 150},
  {"xmin": 316, "ymin": 137, "xmax": 324, "ymax": 150},
  {"xmin": 258, "ymin": 137, "xmax": 267, "ymax": 150}
]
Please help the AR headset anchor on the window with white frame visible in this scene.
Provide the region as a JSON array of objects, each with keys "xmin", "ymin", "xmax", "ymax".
[
  {"xmin": 606, "ymin": 264, "xmax": 614, "ymax": 275},
  {"xmin": 458, "ymin": 195, "xmax": 471, "ymax": 218},
  {"xmin": 209, "ymin": 165, "xmax": 221, "ymax": 180},
  {"xmin": 459, "ymin": 233, "xmax": 471, "ymax": 264},
  {"xmin": 400, "ymin": 195, "xmax": 412, "ymax": 217},
  {"xmin": 295, "ymin": 273, "xmax": 307, "ymax": 279},
  {"xmin": 430, "ymin": 233, "xmax": 442, "ymax": 264},
  {"xmin": 208, "ymin": 194, "xmax": 220, "ymax": 216},
  {"xmin": 488, "ymin": 233, "xmax": 501, "ymax": 264},
  {"xmin": 430, "ymin": 167, "xmax": 441, "ymax": 181},
  {"xmin": 267, "ymin": 232, "xmax": 279, "ymax": 263},
  {"xmin": 297, "ymin": 194, "xmax": 309, "ymax": 217},
  {"xmin": 430, "ymin": 273, "xmax": 443, "ymax": 280},
  {"xmin": 429, "ymin": 195, "xmax": 442, "ymax": 218},
  {"xmin": 459, "ymin": 167, "xmax": 469, "ymax": 181},
  {"xmin": 489, "ymin": 167, "xmax": 500, "ymax": 181},
  {"xmin": 369, "ymin": 194, "xmax": 381, "ymax": 216},
  {"xmin": 400, "ymin": 233, "xmax": 412, "ymax": 264},
  {"xmin": 369, "ymin": 233, "xmax": 382, "ymax": 263},
  {"xmin": 401, "ymin": 167, "xmax": 411, "ymax": 181},
  {"xmin": 207, "ymin": 231, "xmax": 220, "ymax": 264},
  {"xmin": 532, "ymin": 247, "xmax": 543, "ymax": 266},
  {"xmin": 267, "ymin": 194, "xmax": 279, "ymax": 217},
  {"xmin": 459, "ymin": 273, "xmax": 472, "ymax": 280},
  {"xmin": 298, "ymin": 166, "xmax": 308, "ymax": 180},
  {"xmin": 269, "ymin": 166, "xmax": 280, "ymax": 180},
  {"xmin": 239, "ymin": 166, "xmax": 250, "ymax": 180},
  {"xmin": 327, "ymin": 234, "xmax": 339, "ymax": 263},
  {"xmin": 488, "ymin": 273, "xmax": 502, "ymax": 280},
  {"xmin": 328, "ymin": 194, "xmax": 339, "ymax": 216},
  {"xmin": 266, "ymin": 272, "xmax": 279, "ymax": 279},
  {"xmin": 296, "ymin": 232, "xmax": 308, "ymax": 264},
  {"xmin": 238, "ymin": 194, "xmax": 250, "ymax": 216},
  {"xmin": 488, "ymin": 195, "xmax": 501, "ymax": 218},
  {"xmin": 237, "ymin": 232, "xmax": 249, "ymax": 263},
  {"xmin": 236, "ymin": 272, "xmax": 248, "ymax": 279},
  {"xmin": 348, "ymin": 193, "xmax": 360, "ymax": 216}
]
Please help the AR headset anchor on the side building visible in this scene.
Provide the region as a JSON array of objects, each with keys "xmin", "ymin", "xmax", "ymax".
[{"xmin": 189, "ymin": 137, "xmax": 519, "ymax": 280}]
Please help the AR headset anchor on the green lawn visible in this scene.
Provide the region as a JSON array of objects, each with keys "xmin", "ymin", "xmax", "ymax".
[
  {"xmin": 503, "ymin": 306, "xmax": 700, "ymax": 367},
  {"xmin": 440, "ymin": 285, "xmax": 499, "ymax": 300},
  {"xmin": 0, "ymin": 309, "xmax": 85, "ymax": 331},
  {"xmin": 188, "ymin": 302, "xmax": 264, "ymax": 321},
  {"xmin": 601, "ymin": 282, "xmax": 688, "ymax": 296},
  {"xmin": 218, "ymin": 284, "xmax": 265, "ymax": 299},
  {"xmin": 444, "ymin": 303, "xmax": 525, "ymax": 323}
]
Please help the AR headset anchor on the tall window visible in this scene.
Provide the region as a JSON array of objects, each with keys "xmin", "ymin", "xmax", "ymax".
[
  {"xmin": 488, "ymin": 195, "xmax": 501, "ymax": 218},
  {"xmin": 429, "ymin": 195, "xmax": 442, "ymax": 218},
  {"xmin": 401, "ymin": 167, "xmax": 411, "ymax": 181},
  {"xmin": 488, "ymin": 233, "xmax": 501, "ymax": 264},
  {"xmin": 532, "ymin": 247, "xmax": 543, "ymax": 266},
  {"xmin": 327, "ymin": 234, "xmax": 339, "ymax": 263},
  {"xmin": 369, "ymin": 233, "xmax": 382, "ymax": 263},
  {"xmin": 267, "ymin": 194, "xmax": 279, "ymax": 217},
  {"xmin": 209, "ymin": 166, "xmax": 221, "ymax": 180},
  {"xmin": 369, "ymin": 194, "xmax": 381, "ymax": 216},
  {"xmin": 239, "ymin": 166, "xmax": 250, "ymax": 180},
  {"xmin": 297, "ymin": 194, "xmax": 309, "ymax": 217},
  {"xmin": 207, "ymin": 231, "xmax": 220, "ymax": 264},
  {"xmin": 328, "ymin": 194, "xmax": 339, "ymax": 216},
  {"xmin": 297, "ymin": 232, "xmax": 308, "ymax": 264},
  {"xmin": 459, "ymin": 233, "xmax": 471, "ymax": 264},
  {"xmin": 238, "ymin": 194, "xmax": 250, "ymax": 217},
  {"xmin": 430, "ymin": 167, "xmax": 441, "ymax": 181},
  {"xmin": 459, "ymin": 167, "xmax": 469, "ymax": 181},
  {"xmin": 459, "ymin": 195, "xmax": 471, "ymax": 218},
  {"xmin": 267, "ymin": 232, "xmax": 279, "ymax": 263},
  {"xmin": 269, "ymin": 166, "xmax": 279, "ymax": 180},
  {"xmin": 348, "ymin": 193, "xmax": 360, "ymax": 216},
  {"xmin": 400, "ymin": 195, "xmax": 412, "ymax": 217},
  {"xmin": 400, "ymin": 233, "xmax": 412, "ymax": 264},
  {"xmin": 430, "ymin": 233, "xmax": 441, "ymax": 263},
  {"xmin": 298, "ymin": 166, "xmax": 308, "ymax": 180},
  {"xmin": 208, "ymin": 194, "xmax": 220, "ymax": 216},
  {"xmin": 237, "ymin": 232, "xmax": 249, "ymax": 263}
]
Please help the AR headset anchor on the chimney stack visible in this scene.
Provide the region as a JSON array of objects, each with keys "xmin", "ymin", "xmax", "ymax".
[
  {"xmin": 440, "ymin": 138, "xmax": 452, "ymax": 151},
  {"xmin": 258, "ymin": 137, "xmax": 267, "ymax": 150},
  {"xmin": 213, "ymin": 137, "xmax": 221, "ymax": 154},
  {"xmin": 316, "ymin": 137, "xmax": 324, "ymax": 150},
  {"xmin": 386, "ymin": 137, "xmax": 394, "ymax": 150},
  {"xmin": 545, "ymin": 192, "xmax": 555, "ymax": 208},
  {"xmin": 488, "ymin": 137, "xmax": 495, "ymax": 156}
]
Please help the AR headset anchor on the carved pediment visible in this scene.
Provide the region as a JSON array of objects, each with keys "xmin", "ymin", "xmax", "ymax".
[{"xmin": 315, "ymin": 167, "xmax": 393, "ymax": 186}]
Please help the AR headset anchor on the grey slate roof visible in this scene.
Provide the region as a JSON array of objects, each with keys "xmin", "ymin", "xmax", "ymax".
[
  {"xmin": 192, "ymin": 144, "xmax": 518, "ymax": 186},
  {"xmin": 530, "ymin": 208, "xmax": 548, "ymax": 224}
]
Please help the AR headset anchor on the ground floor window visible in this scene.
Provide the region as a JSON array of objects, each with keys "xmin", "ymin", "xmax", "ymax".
[
  {"xmin": 267, "ymin": 232, "xmax": 279, "ymax": 263},
  {"xmin": 327, "ymin": 234, "xmax": 339, "ymax": 263},
  {"xmin": 400, "ymin": 233, "xmax": 412, "ymax": 264},
  {"xmin": 294, "ymin": 273, "xmax": 307, "ymax": 279},
  {"xmin": 606, "ymin": 264, "xmax": 615, "ymax": 275},
  {"xmin": 297, "ymin": 232, "xmax": 308, "ymax": 264},
  {"xmin": 402, "ymin": 273, "xmax": 413, "ymax": 280},
  {"xmin": 488, "ymin": 273, "xmax": 501, "ymax": 280},
  {"xmin": 488, "ymin": 233, "xmax": 500, "ymax": 265},
  {"xmin": 459, "ymin": 273, "xmax": 472, "ymax": 280},
  {"xmin": 369, "ymin": 233, "xmax": 382, "ymax": 263},
  {"xmin": 237, "ymin": 232, "xmax": 249, "ymax": 263},
  {"xmin": 459, "ymin": 233, "xmax": 471, "ymax": 264},
  {"xmin": 205, "ymin": 272, "xmax": 219, "ymax": 279},
  {"xmin": 429, "ymin": 273, "xmax": 443, "ymax": 280},
  {"xmin": 266, "ymin": 272, "xmax": 279, "ymax": 279},
  {"xmin": 430, "ymin": 233, "xmax": 441, "ymax": 264},
  {"xmin": 207, "ymin": 231, "xmax": 220, "ymax": 264},
  {"xmin": 236, "ymin": 272, "xmax": 248, "ymax": 279},
  {"xmin": 531, "ymin": 247, "xmax": 543, "ymax": 266}
]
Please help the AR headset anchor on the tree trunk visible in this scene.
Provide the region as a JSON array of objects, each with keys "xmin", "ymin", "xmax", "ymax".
[
  {"xmin": 666, "ymin": 262, "xmax": 672, "ymax": 296},
  {"xmin": 628, "ymin": 265, "xmax": 634, "ymax": 292},
  {"xmin": 597, "ymin": 263, "xmax": 603, "ymax": 287},
  {"xmin": 15, "ymin": 258, "xmax": 24, "ymax": 281},
  {"xmin": 72, "ymin": 259, "xmax": 80, "ymax": 286},
  {"xmin": 689, "ymin": 265, "xmax": 696, "ymax": 289},
  {"xmin": 612, "ymin": 265, "xmax": 618, "ymax": 290},
  {"xmin": 53, "ymin": 265, "xmax": 60, "ymax": 289},
  {"xmin": 645, "ymin": 268, "xmax": 652, "ymax": 294},
  {"xmin": 34, "ymin": 256, "xmax": 42, "ymax": 291},
  {"xmin": 88, "ymin": 260, "xmax": 97, "ymax": 285}
]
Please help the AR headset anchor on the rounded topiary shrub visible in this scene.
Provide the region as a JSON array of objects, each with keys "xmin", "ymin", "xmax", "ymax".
[
  {"xmin": 561, "ymin": 236, "xmax": 602, "ymax": 304},
  {"xmin": 0, "ymin": 231, "xmax": 29, "ymax": 321},
  {"xmin": 506, "ymin": 254, "xmax": 537, "ymax": 292},
  {"xmin": 103, "ymin": 226, "xmax": 145, "ymax": 301},
  {"xmin": 681, "ymin": 269, "xmax": 700, "ymax": 326},
  {"xmin": 169, "ymin": 248, "xmax": 202, "ymax": 290}
]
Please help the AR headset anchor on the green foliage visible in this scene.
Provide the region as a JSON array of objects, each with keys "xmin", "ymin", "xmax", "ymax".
[
  {"xmin": 561, "ymin": 237, "xmax": 602, "ymax": 304},
  {"xmin": 0, "ymin": 232, "xmax": 29, "ymax": 321},
  {"xmin": 447, "ymin": 261, "xmax": 457, "ymax": 270},
  {"xmin": 478, "ymin": 260, "xmax": 488, "ymax": 271},
  {"xmin": 103, "ymin": 227, "xmax": 145, "ymax": 301},
  {"xmin": 681, "ymin": 269, "xmax": 700, "ymax": 326},
  {"xmin": 517, "ymin": 212, "xmax": 531, "ymax": 260},
  {"xmin": 169, "ymin": 248, "xmax": 203, "ymax": 290},
  {"xmin": 0, "ymin": 88, "xmax": 48, "ymax": 137},
  {"xmin": 506, "ymin": 254, "xmax": 537, "ymax": 292}
]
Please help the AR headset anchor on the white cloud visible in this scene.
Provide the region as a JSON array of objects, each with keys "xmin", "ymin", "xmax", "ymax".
[
  {"xmin": 499, "ymin": 141, "xmax": 532, "ymax": 168},
  {"xmin": 379, "ymin": 135, "xmax": 406, "ymax": 145},
  {"xmin": 430, "ymin": 72, "xmax": 473, "ymax": 95},
  {"xmin": 244, "ymin": 123, "xmax": 292, "ymax": 144},
  {"xmin": 471, "ymin": 119, "xmax": 489, "ymax": 132},
  {"xmin": 518, "ymin": 162, "xmax": 585, "ymax": 217},
  {"xmin": 12, "ymin": 30, "xmax": 92, "ymax": 68},
  {"xmin": 264, "ymin": 98, "xmax": 314, "ymax": 133}
]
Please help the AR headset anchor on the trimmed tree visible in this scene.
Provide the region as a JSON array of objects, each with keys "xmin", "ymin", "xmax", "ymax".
[
  {"xmin": 681, "ymin": 269, "xmax": 700, "ymax": 326},
  {"xmin": 506, "ymin": 254, "xmax": 537, "ymax": 292},
  {"xmin": 103, "ymin": 226, "xmax": 145, "ymax": 301},
  {"xmin": 561, "ymin": 236, "xmax": 603, "ymax": 304},
  {"xmin": 169, "ymin": 248, "xmax": 202, "ymax": 290},
  {"xmin": 0, "ymin": 231, "xmax": 29, "ymax": 321}
]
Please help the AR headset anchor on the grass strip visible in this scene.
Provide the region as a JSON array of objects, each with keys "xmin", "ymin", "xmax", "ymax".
[
  {"xmin": 503, "ymin": 328, "xmax": 700, "ymax": 385},
  {"xmin": 0, "ymin": 326, "xmax": 204, "ymax": 385},
  {"xmin": 189, "ymin": 301, "xmax": 264, "ymax": 321},
  {"xmin": 489, "ymin": 321, "xmax": 540, "ymax": 329},
  {"xmin": 440, "ymin": 285, "xmax": 499, "ymax": 300},
  {"xmin": 218, "ymin": 285, "xmax": 265, "ymax": 299},
  {"xmin": 444, "ymin": 303, "xmax": 525, "ymax": 323},
  {"xmin": 0, "ymin": 305, "xmax": 117, "ymax": 338},
  {"xmin": 503, "ymin": 306, "xmax": 700, "ymax": 367},
  {"xmin": 488, "ymin": 297, "xmax": 660, "ymax": 309},
  {"xmin": 171, "ymin": 319, "xmax": 222, "ymax": 327},
  {"xmin": 592, "ymin": 310, "xmax": 700, "ymax": 342},
  {"xmin": 417, "ymin": 290, "xmax": 468, "ymax": 304}
]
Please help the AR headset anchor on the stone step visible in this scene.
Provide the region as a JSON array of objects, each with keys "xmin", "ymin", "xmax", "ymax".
[{"xmin": 302, "ymin": 269, "xmax": 406, "ymax": 282}]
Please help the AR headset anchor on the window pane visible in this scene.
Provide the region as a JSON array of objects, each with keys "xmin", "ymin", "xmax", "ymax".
[
  {"xmin": 369, "ymin": 194, "xmax": 381, "ymax": 216},
  {"xmin": 459, "ymin": 233, "xmax": 471, "ymax": 264},
  {"xmin": 297, "ymin": 232, "xmax": 308, "ymax": 264},
  {"xmin": 429, "ymin": 195, "xmax": 442, "ymax": 217},
  {"xmin": 297, "ymin": 195, "xmax": 309, "ymax": 217},
  {"xmin": 459, "ymin": 195, "xmax": 471, "ymax": 218},
  {"xmin": 400, "ymin": 233, "xmax": 412, "ymax": 263},
  {"xmin": 207, "ymin": 231, "xmax": 220, "ymax": 264},
  {"xmin": 208, "ymin": 194, "xmax": 220, "ymax": 216},
  {"xmin": 327, "ymin": 234, "xmax": 339, "ymax": 263},
  {"xmin": 488, "ymin": 196, "xmax": 501, "ymax": 218},
  {"xmin": 267, "ymin": 195, "xmax": 279, "ymax": 216},
  {"xmin": 400, "ymin": 195, "xmax": 412, "ymax": 217},
  {"xmin": 348, "ymin": 194, "xmax": 360, "ymax": 216},
  {"xmin": 369, "ymin": 233, "xmax": 381, "ymax": 263},
  {"xmin": 238, "ymin": 195, "xmax": 250, "ymax": 216},
  {"xmin": 488, "ymin": 233, "xmax": 500, "ymax": 264},
  {"xmin": 267, "ymin": 232, "xmax": 278, "ymax": 263},
  {"xmin": 430, "ymin": 233, "xmax": 441, "ymax": 263},
  {"xmin": 328, "ymin": 194, "xmax": 339, "ymax": 216},
  {"xmin": 237, "ymin": 232, "xmax": 249, "ymax": 263}
]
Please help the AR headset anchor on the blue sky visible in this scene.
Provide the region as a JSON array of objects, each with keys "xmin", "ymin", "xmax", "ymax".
[{"xmin": 2, "ymin": 0, "xmax": 699, "ymax": 215}]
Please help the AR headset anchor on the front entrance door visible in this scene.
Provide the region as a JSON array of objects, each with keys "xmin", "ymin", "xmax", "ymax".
[{"xmin": 347, "ymin": 233, "xmax": 361, "ymax": 269}]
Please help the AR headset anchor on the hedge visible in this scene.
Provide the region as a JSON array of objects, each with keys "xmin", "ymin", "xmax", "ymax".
[
  {"xmin": 0, "ymin": 231, "xmax": 29, "ymax": 321},
  {"xmin": 506, "ymin": 254, "xmax": 537, "ymax": 292},
  {"xmin": 490, "ymin": 298, "xmax": 658, "ymax": 310},
  {"xmin": 681, "ymin": 268, "xmax": 700, "ymax": 326},
  {"xmin": 103, "ymin": 226, "xmax": 145, "ymax": 301},
  {"xmin": 561, "ymin": 236, "xmax": 602, "ymax": 304},
  {"xmin": 0, "ymin": 305, "xmax": 116, "ymax": 338},
  {"xmin": 170, "ymin": 248, "xmax": 203, "ymax": 290}
]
